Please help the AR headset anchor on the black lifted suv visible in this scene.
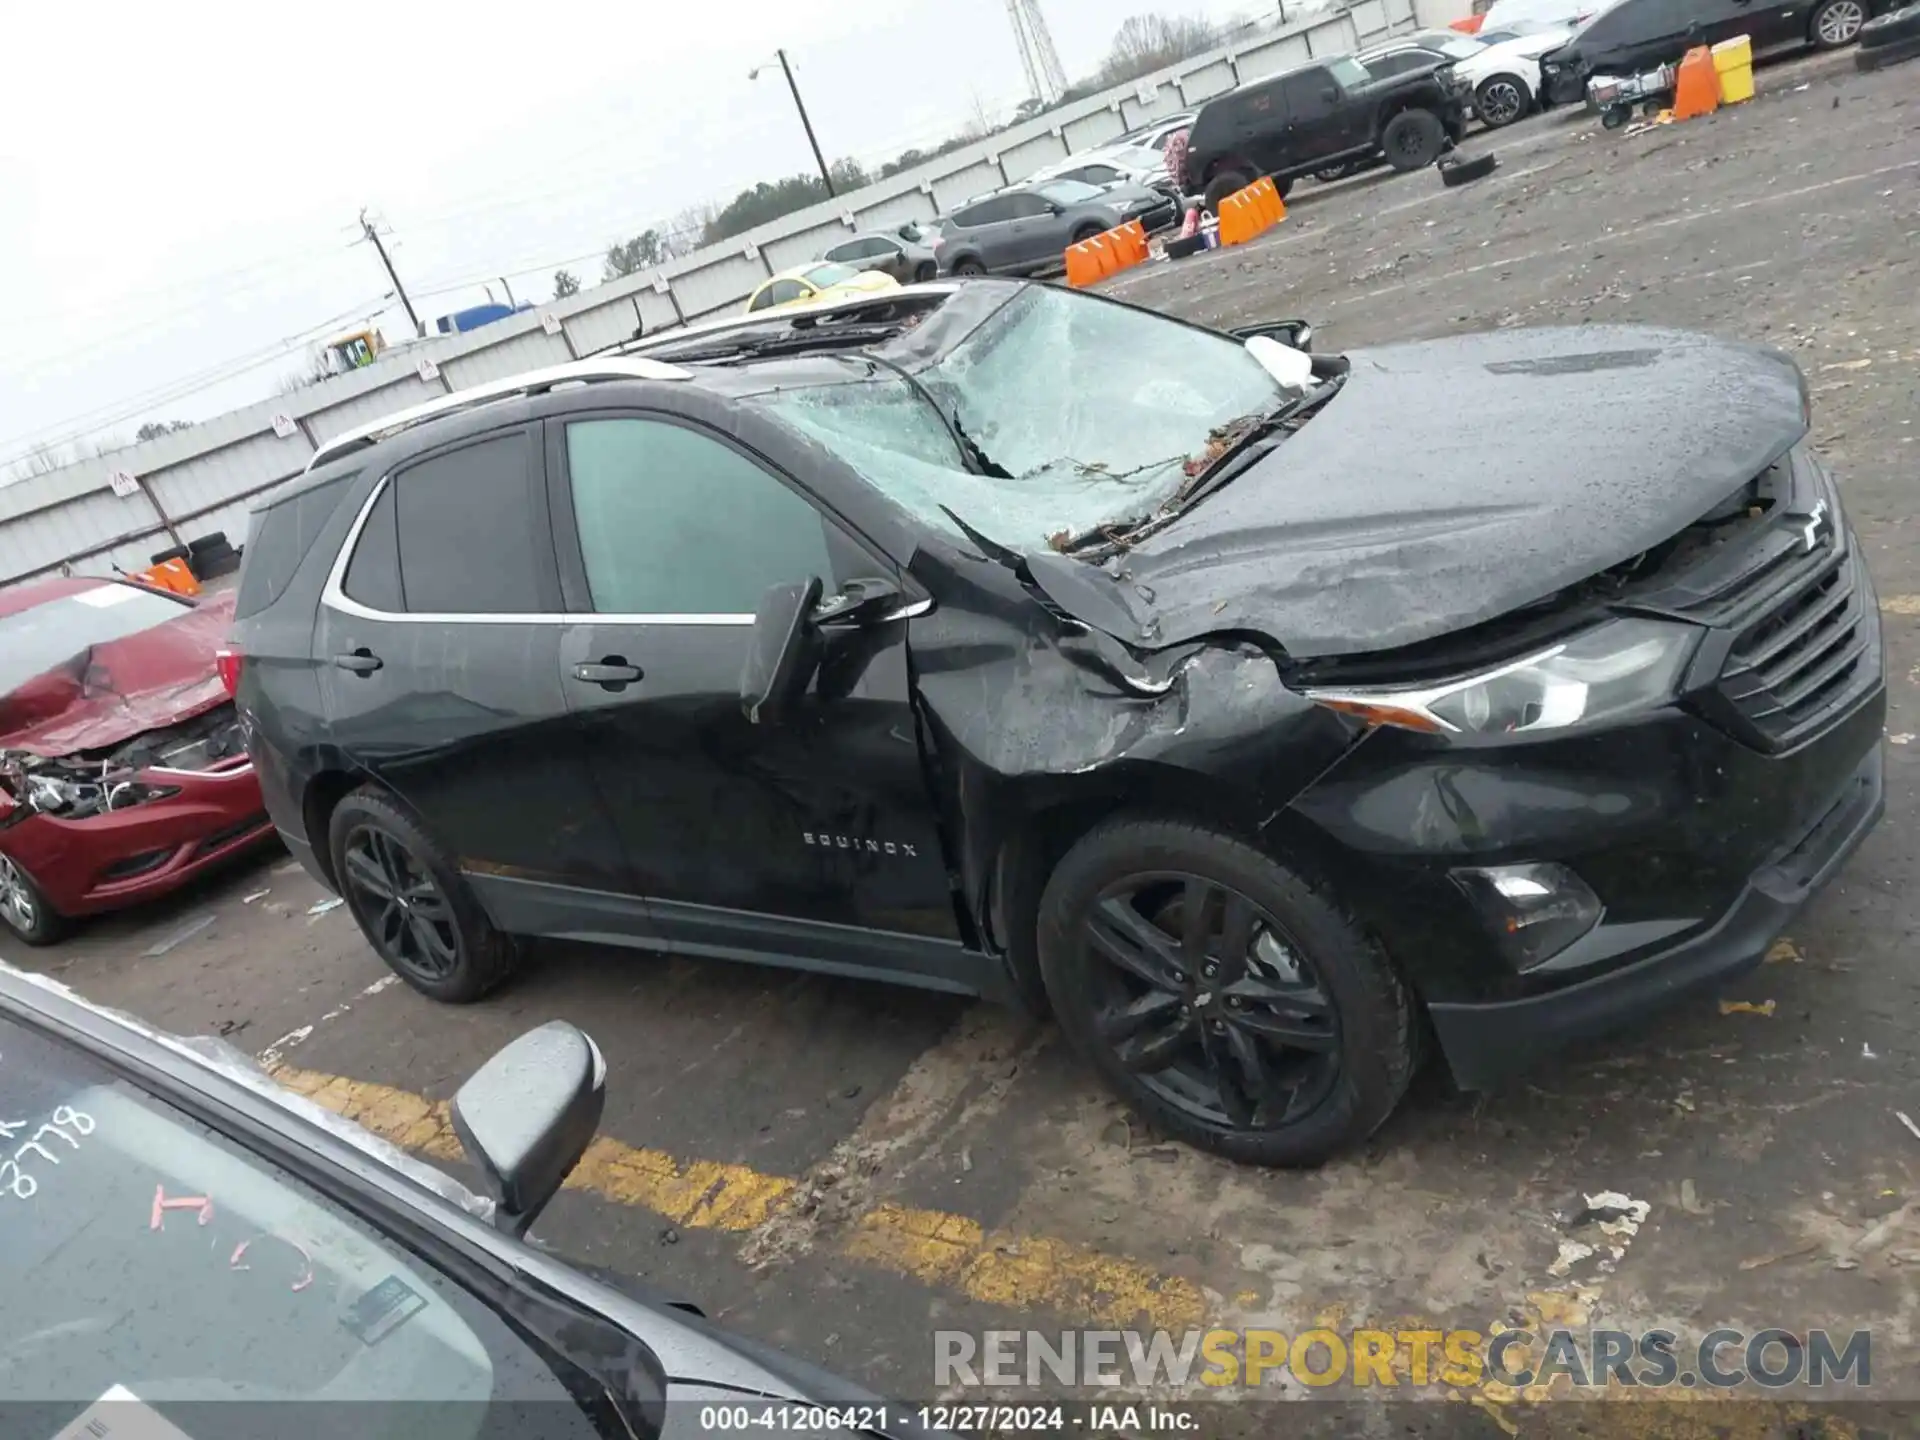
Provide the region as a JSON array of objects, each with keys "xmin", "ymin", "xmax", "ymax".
[
  {"xmin": 1181, "ymin": 53, "xmax": 1471, "ymax": 211},
  {"xmin": 232, "ymin": 279, "xmax": 1884, "ymax": 1168}
]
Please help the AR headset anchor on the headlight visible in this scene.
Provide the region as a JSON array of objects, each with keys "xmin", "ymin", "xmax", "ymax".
[{"xmin": 1300, "ymin": 618, "xmax": 1699, "ymax": 736}]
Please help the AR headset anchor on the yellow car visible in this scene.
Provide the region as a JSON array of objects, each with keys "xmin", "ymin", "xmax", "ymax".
[{"xmin": 744, "ymin": 262, "xmax": 899, "ymax": 315}]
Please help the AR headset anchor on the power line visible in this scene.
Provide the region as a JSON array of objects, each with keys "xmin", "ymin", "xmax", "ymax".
[{"xmin": 0, "ymin": 298, "xmax": 389, "ymax": 469}]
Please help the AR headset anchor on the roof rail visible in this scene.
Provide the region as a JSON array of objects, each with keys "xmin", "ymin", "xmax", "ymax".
[{"xmin": 304, "ymin": 357, "xmax": 691, "ymax": 472}]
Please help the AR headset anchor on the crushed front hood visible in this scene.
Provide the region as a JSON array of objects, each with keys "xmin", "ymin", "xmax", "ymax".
[
  {"xmin": 1096, "ymin": 325, "xmax": 1807, "ymax": 657},
  {"xmin": 0, "ymin": 591, "xmax": 236, "ymax": 757}
]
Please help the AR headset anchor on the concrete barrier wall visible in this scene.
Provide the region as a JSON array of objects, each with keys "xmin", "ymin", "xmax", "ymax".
[{"xmin": 0, "ymin": 0, "xmax": 1415, "ymax": 588}]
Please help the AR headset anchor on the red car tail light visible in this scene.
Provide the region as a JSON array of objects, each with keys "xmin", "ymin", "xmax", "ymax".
[{"xmin": 216, "ymin": 647, "xmax": 243, "ymax": 698}]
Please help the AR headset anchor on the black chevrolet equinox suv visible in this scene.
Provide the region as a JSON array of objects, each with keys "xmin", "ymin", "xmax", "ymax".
[{"xmin": 230, "ymin": 279, "xmax": 1885, "ymax": 1167}]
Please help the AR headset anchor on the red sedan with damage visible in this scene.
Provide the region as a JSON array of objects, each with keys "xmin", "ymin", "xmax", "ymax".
[{"xmin": 0, "ymin": 576, "xmax": 274, "ymax": 944}]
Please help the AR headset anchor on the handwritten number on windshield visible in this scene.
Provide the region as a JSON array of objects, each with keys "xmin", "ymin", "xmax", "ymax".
[{"xmin": 0, "ymin": 1105, "xmax": 96, "ymax": 1200}]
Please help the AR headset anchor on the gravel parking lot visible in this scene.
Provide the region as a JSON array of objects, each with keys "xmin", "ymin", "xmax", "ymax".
[{"xmin": 15, "ymin": 49, "xmax": 1919, "ymax": 1436}]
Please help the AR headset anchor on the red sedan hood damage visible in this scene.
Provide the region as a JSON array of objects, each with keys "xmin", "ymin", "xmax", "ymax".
[{"xmin": 0, "ymin": 591, "xmax": 236, "ymax": 758}]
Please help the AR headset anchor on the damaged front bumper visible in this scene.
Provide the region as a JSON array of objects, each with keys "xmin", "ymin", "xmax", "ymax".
[
  {"xmin": 0, "ymin": 708, "xmax": 273, "ymax": 918},
  {"xmin": 1290, "ymin": 678, "xmax": 1886, "ymax": 1091}
]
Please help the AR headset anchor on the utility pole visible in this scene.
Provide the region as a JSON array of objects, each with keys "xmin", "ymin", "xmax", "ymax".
[
  {"xmin": 359, "ymin": 209, "xmax": 424, "ymax": 338},
  {"xmin": 751, "ymin": 50, "xmax": 834, "ymax": 198}
]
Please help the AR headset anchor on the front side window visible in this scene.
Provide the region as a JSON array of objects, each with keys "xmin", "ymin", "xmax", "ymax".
[
  {"xmin": 1034, "ymin": 179, "xmax": 1101, "ymax": 207},
  {"xmin": 750, "ymin": 286, "xmax": 1284, "ymax": 548},
  {"xmin": 1325, "ymin": 55, "xmax": 1373, "ymax": 87},
  {"xmin": 0, "ymin": 584, "xmax": 189, "ymax": 696},
  {"xmin": 389, "ymin": 433, "xmax": 544, "ymax": 614},
  {"xmin": 564, "ymin": 418, "xmax": 833, "ymax": 615},
  {"xmin": 0, "ymin": 1015, "xmax": 613, "ymax": 1436}
]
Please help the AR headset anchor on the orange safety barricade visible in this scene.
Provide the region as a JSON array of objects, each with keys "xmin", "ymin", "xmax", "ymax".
[
  {"xmin": 1063, "ymin": 222, "xmax": 1150, "ymax": 286},
  {"xmin": 1064, "ymin": 242, "xmax": 1101, "ymax": 287},
  {"xmin": 1671, "ymin": 45, "xmax": 1721, "ymax": 121},
  {"xmin": 136, "ymin": 558, "xmax": 200, "ymax": 596}
]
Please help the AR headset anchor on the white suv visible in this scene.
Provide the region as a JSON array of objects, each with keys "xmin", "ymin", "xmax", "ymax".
[{"xmin": 1360, "ymin": 27, "xmax": 1571, "ymax": 128}]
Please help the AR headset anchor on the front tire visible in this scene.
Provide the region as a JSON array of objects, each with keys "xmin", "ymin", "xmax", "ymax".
[
  {"xmin": 1381, "ymin": 109, "xmax": 1447, "ymax": 171},
  {"xmin": 1475, "ymin": 74, "xmax": 1532, "ymax": 128},
  {"xmin": 0, "ymin": 852, "xmax": 66, "ymax": 947},
  {"xmin": 950, "ymin": 256, "xmax": 987, "ymax": 277},
  {"xmin": 913, "ymin": 261, "xmax": 937, "ymax": 282},
  {"xmin": 328, "ymin": 787, "xmax": 522, "ymax": 1003},
  {"xmin": 1035, "ymin": 817, "xmax": 1418, "ymax": 1167}
]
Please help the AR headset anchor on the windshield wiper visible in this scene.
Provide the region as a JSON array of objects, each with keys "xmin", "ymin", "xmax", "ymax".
[{"xmin": 1178, "ymin": 371, "xmax": 1348, "ymax": 510}]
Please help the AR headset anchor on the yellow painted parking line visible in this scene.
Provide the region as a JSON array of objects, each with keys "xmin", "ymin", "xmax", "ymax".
[{"xmin": 272, "ymin": 1064, "xmax": 1204, "ymax": 1331}]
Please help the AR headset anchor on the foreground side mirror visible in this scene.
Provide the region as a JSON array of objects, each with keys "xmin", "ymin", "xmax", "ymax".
[
  {"xmin": 452, "ymin": 1021, "xmax": 606, "ymax": 1238},
  {"xmin": 1230, "ymin": 318, "xmax": 1313, "ymax": 352},
  {"xmin": 740, "ymin": 576, "xmax": 825, "ymax": 726}
]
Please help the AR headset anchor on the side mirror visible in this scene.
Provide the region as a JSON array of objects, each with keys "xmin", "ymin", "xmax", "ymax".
[
  {"xmin": 451, "ymin": 1021, "xmax": 606, "ymax": 1238},
  {"xmin": 740, "ymin": 576, "xmax": 824, "ymax": 726},
  {"xmin": 1230, "ymin": 318, "xmax": 1314, "ymax": 352},
  {"xmin": 813, "ymin": 575, "xmax": 905, "ymax": 627}
]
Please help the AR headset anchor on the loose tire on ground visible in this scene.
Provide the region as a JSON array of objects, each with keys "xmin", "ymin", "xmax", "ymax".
[
  {"xmin": 1856, "ymin": 31, "xmax": 1920, "ymax": 63},
  {"xmin": 1381, "ymin": 109, "xmax": 1447, "ymax": 171},
  {"xmin": 328, "ymin": 786, "xmax": 523, "ymax": 1003},
  {"xmin": 1859, "ymin": 1, "xmax": 1920, "ymax": 44},
  {"xmin": 1439, "ymin": 152, "xmax": 1500, "ymax": 186},
  {"xmin": 1035, "ymin": 816, "xmax": 1419, "ymax": 1168}
]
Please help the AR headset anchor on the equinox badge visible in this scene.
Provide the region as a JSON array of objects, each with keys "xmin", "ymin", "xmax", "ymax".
[{"xmin": 803, "ymin": 832, "xmax": 919, "ymax": 858}]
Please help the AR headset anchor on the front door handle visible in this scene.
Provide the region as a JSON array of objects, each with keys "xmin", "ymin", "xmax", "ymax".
[
  {"xmin": 331, "ymin": 649, "xmax": 382, "ymax": 675},
  {"xmin": 572, "ymin": 657, "xmax": 643, "ymax": 690}
]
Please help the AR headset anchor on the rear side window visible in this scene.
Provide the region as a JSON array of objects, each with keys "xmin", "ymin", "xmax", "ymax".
[
  {"xmin": 342, "ymin": 483, "xmax": 403, "ymax": 611},
  {"xmin": 235, "ymin": 472, "xmax": 356, "ymax": 619},
  {"xmin": 391, "ymin": 432, "xmax": 544, "ymax": 614},
  {"xmin": 563, "ymin": 418, "xmax": 832, "ymax": 615}
]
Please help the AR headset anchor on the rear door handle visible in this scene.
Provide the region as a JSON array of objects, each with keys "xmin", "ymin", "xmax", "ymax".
[
  {"xmin": 572, "ymin": 658, "xmax": 643, "ymax": 690},
  {"xmin": 331, "ymin": 649, "xmax": 382, "ymax": 675}
]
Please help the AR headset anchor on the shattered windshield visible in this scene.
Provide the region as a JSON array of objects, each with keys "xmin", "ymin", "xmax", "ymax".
[{"xmin": 748, "ymin": 286, "xmax": 1283, "ymax": 549}]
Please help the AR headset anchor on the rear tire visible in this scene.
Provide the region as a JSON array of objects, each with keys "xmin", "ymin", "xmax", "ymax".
[
  {"xmin": 1203, "ymin": 169, "xmax": 1252, "ymax": 214},
  {"xmin": 328, "ymin": 787, "xmax": 522, "ymax": 1003},
  {"xmin": 1035, "ymin": 816, "xmax": 1418, "ymax": 1168},
  {"xmin": 0, "ymin": 852, "xmax": 67, "ymax": 947}
]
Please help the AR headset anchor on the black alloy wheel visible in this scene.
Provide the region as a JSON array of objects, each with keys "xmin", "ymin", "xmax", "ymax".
[
  {"xmin": 1083, "ymin": 873, "xmax": 1342, "ymax": 1130},
  {"xmin": 341, "ymin": 825, "xmax": 459, "ymax": 982},
  {"xmin": 327, "ymin": 786, "xmax": 522, "ymax": 1002},
  {"xmin": 1036, "ymin": 817, "xmax": 1418, "ymax": 1166}
]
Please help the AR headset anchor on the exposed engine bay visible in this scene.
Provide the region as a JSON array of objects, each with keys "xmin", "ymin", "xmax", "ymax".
[{"xmin": 0, "ymin": 706, "xmax": 246, "ymax": 824}]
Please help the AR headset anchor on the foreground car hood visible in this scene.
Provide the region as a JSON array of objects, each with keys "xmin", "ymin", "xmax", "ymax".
[
  {"xmin": 0, "ymin": 591, "xmax": 235, "ymax": 756},
  {"xmin": 1108, "ymin": 325, "xmax": 1807, "ymax": 657}
]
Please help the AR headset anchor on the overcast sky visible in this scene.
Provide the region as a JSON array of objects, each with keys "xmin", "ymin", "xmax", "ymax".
[{"xmin": 0, "ymin": 0, "xmax": 1267, "ymax": 475}]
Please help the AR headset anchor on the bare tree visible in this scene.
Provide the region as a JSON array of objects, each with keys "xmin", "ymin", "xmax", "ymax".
[
  {"xmin": 1098, "ymin": 13, "xmax": 1223, "ymax": 85},
  {"xmin": 553, "ymin": 269, "xmax": 581, "ymax": 299}
]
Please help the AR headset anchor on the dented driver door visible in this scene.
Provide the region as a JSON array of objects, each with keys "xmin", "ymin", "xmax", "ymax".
[{"xmin": 543, "ymin": 413, "xmax": 972, "ymax": 989}]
